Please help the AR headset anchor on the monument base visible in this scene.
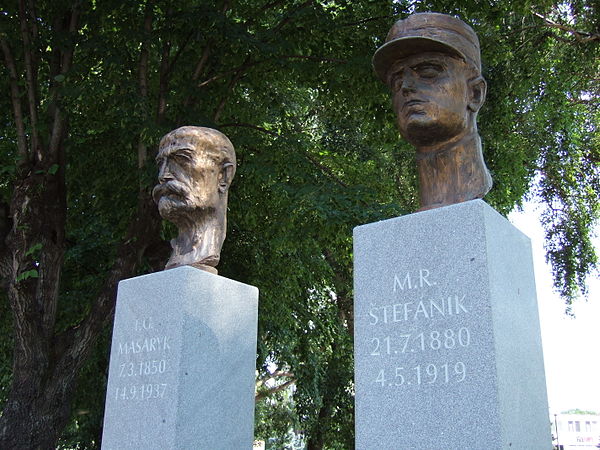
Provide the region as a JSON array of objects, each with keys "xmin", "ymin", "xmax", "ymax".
[
  {"xmin": 353, "ymin": 200, "xmax": 550, "ymax": 449},
  {"xmin": 102, "ymin": 266, "xmax": 259, "ymax": 450}
]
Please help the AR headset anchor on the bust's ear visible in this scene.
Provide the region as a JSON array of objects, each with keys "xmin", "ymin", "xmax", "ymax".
[
  {"xmin": 218, "ymin": 162, "xmax": 235, "ymax": 194},
  {"xmin": 467, "ymin": 76, "xmax": 487, "ymax": 113}
]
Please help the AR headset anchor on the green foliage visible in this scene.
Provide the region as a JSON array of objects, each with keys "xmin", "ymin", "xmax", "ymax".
[
  {"xmin": 255, "ymin": 384, "xmax": 303, "ymax": 447},
  {"xmin": 561, "ymin": 409, "xmax": 599, "ymax": 415},
  {"xmin": 0, "ymin": 0, "xmax": 598, "ymax": 448},
  {"xmin": 413, "ymin": 0, "xmax": 600, "ymax": 305},
  {"xmin": 57, "ymin": 329, "xmax": 111, "ymax": 449},
  {"xmin": 15, "ymin": 269, "xmax": 39, "ymax": 282}
]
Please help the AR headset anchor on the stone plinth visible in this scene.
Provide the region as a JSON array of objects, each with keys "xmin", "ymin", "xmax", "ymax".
[
  {"xmin": 101, "ymin": 266, "xmax": 259, "ymax": 450},
  {"xmin": 353, "ymin": 200, "xmax": 551, "ymax": 449}
]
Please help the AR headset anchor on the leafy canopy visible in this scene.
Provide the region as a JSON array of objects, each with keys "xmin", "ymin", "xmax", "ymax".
[{"xmin": 0, "ymin": 0, "xmax": 597, "ymax": 447}]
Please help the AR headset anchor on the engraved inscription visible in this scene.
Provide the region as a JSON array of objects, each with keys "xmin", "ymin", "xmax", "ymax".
[
  {"xmin": 112, "ymin": 316, "xmax": 173, "ymax": 401},
  {"xmin": 114, "ymin": 383, "xmax": 168, "ymax": 401},
  {"xmin": 134, "ymin": 317, "xmax": 153, "ymax": 331},
  {"xmin": 366, "ymin": 269, "xmax": 473, "ymax": 388},
  {"xmin": 118, "ymin": 359, "xmax": 168, "ymax": 377},
  {"xmin": 374, "ymin": 362, "xmax": 466, "ymax": 387},
  {"xmin": 393, "ymin": 269, "xmax": 436, "ymax": 291},
  {"xmin": 118, "ymin": 337, "xmax": 171, "ymax": 355},
  {"xmin": 368, "ymin": 295, "xmax": 467, "ymax": 325},
  {"xmin": 370, "ymin": 327, "xmax": 470, "ymax": 355}
]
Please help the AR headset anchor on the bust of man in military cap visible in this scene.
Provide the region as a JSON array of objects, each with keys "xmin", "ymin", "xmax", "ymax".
[
  {"xmin": 373, "ymin": 12, "xmax": 492, "ymax": 210},
  {"xmin": 152, "ymin": 126, "xmax": 236, "ymax": 273}
]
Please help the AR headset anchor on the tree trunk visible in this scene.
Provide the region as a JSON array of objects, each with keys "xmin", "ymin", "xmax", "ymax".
[
  {"xmin": 0, "ymin": 373, "xmax": 78, "ymax": 449},
  {"xmin": 0, "ymin": 168, "xmax": 67, "ymax": 449},
  {"xmin": 0, "ymin": 167, "xmax": 161, "ymax": 448},
  {"xmin": 305, "ymin": 406, "xmax": 327, "ymax": 450}
]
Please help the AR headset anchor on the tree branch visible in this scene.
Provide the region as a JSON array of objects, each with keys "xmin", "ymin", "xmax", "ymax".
[
  {"xmin": 18, "ymin": 0, "xmax": 40, "ymax": 161},
  {"xmin": 178, "ymin": 44, "xmax": 213, "ymax": 119},
  {"xmin": 48, "ymin": 7, "xmax": 79, "ymax": 158},
  {"xmin": 25, "ymin": 0, "xmax": 40, "ymax": 98},
  {"xmin": 137, "ymin": 6, "xmax": 152, "ymax": 168},
  {"xmin": 165, "ymin": 30, "xmax": 195, "ymax": 78},
  {"xmin": 279, "ymin": 54, "xmax": 346, "ymax": 64},
  {"xmin": 197, "ymin": 72, "xmax": 227, "ymax": 88},
  {"xmin": 192, "ymin": 45, "xmax": 212, "ymax": 82},
  {"xmin": 47, "ymin": 15, "xmax": 62, "ymax": 89},
  {"xmin": 219, "ymin": 122, "xmax": 349, "ymax": 188},
  {"xmin": 58, "ymin": 192, "xmax": 162, "ymax": 372},
  {"xmin": 0, "ymin": 37, "xmax": 29, "ymax": 163},
  {"xmin": 304, "ymin": 152, "xmax": 348, "ymax": 188},
  {"xmin": 569, "ymin": 98, "xmax": 599, "ymax": 106},
  {"xmin": 138, "ymin": 9, "xmax": 151, "ymax": 99},
  {"xmin": 255, "ymin": 378, "xmax": 296, "ymax": 403},
  {"xmin": 271, "ymin": 0, "xmax": 313, "ymax": 34},
  {"xmin": 213, "ymin": 58, "xmax": 251, "ymax": 123},
  {"xmin": 191, "ymin": 0, "xmax": 231, "ymax": 80},
  {"xmin": 156, "ymin": 38, "xmax": 171, "ymax": 124},
  {"xmin": 244, "ymin": 0, "xmax": 287, "ymax": 27},
  {"xmin": 341, "ymin": 14, "xmax": 396, "ymax": 27},
  {"xmin": 219, "ymin": 122, "xmax": 280, "ymax": 136},
  {"xmin": 323, "ymin": 249, "xmax": 353, "ymax": 331},
  {"xmin": 533, "ymin": 11, "xmax": 600, "ymax": 43},
  {"xmin": 197, "ymin": 60, "xmax": 263, "ymax": 88},
  {"xmin": 209, "ymin": 53, "xmax": 343, "ymax": 123},
  {"xmin": 198, "ymin": 53, "xmax": 342, "ymax": 89},
  {"xmin": 256, "ymin": 370, "xmax": 295, "ymax": 387},
  {"xmin": 26, "ymin": 0, "xmax": 39, "ymax": 47},
  {"xmin": 256, "ymin": 0, "xmax": 286, "ymax": 15}
]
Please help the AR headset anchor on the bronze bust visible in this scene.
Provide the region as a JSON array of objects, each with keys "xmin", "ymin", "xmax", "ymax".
[
  {"xmin": 373, "ymin": 12, "xmax": 492, "ymax": 210},
  {"xmin": 152, "ymin": 126, "xmax": 236, "ymax": 273}
]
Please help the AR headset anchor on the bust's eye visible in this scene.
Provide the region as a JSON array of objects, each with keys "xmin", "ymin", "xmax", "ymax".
[
  {"xmin": 415, "ymin": 64, "xmax": 443, "ymax": 78},
  {"xmin": 173, "ymin": 152, "xmax": 192, "ymax": 164},
  {"xmin": 389, "ymin": 70, "xmax": 404, "ymax": 92}
]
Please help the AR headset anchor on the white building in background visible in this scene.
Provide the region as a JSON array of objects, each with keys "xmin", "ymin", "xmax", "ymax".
[{"xmin": 553, "ymin": 413, "xmax": 600, "ymax": 449}]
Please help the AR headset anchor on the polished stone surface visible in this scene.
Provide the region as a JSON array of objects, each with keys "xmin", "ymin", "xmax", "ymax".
[
  {"xmin": 102, "ymin": 266, "xmax": 258, "ymax": 450},
  {"xmin": 354, "ymin": 200, "xmax": 551, "ymax": 449}
]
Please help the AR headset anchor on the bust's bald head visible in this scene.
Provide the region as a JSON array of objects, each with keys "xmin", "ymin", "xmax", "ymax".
[
  {"xmin": 152, "ymin": 126, "xmax": 236, "ymax": 272},
  {"xmin": 153, "ymin": 126, "xmax": 235, "ymax": 223}
]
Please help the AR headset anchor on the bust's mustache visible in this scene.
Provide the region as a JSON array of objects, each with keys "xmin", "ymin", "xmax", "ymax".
[{"xmin": 152, "ymin": 180, "xmax": 189, "ymax": 204}]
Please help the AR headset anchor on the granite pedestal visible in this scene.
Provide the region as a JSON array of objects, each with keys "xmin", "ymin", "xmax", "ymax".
[
  {"xmin": 101, "ymin": 266, "xmax": 259, "ymax": 450},
  {"xmin": 353, "ymin": 200, "xmax": 551, "ymax": 449}
]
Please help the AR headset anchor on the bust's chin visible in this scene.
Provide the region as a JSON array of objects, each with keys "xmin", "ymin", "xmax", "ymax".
[
  {"xmin": 157, "ymin": 197, "xmax": 195, "ymax": 223},
  {"xmin": 399, "ymin": 118, "xmax": 467, "ymax": 149},
  {"xmin": 158, "ymin": 196, "xmax": 221, "ymax": 226}
]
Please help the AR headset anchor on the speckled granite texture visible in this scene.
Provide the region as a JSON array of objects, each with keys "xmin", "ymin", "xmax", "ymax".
[
  {"xmin": 102, "ymin": 266, "xmax": 258, "ymax": 450},
  {"xmin": 354, "ymin": 200, "xmax": 551, "ymax": 450}
]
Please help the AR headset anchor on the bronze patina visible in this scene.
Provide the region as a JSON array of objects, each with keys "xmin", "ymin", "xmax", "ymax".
[
  {"xmin": 374, "ymin": 12, "xmax": 492, "ymax": 210},
  {"xmin": 152, "ymin": 126, "xmax": 236, "ymax": 273}
]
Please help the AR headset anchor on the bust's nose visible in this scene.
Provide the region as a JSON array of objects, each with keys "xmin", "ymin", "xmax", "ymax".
[
  {"xmin": 158, "ymin": 161, "xmax": 174, "ymax": 183},
  {"xmin": 401, "ymin": 71, "xmax": 417, "ymax": 95}
]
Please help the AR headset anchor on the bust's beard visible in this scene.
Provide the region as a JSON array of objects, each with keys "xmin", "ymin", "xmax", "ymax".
[
  {"xmin": 157, "ymin": 195, "xmax": 194, "ymax": 222},
  {"xmin": 153, "ymin": 181, "xmax": 214, "ymax": 225},
  {"xmin": 157, "ymin": 197, "xmax": 218, "ymax": 228},
  {"xmin": 160, "ymin": 196, "xmax": 226, "ymax": 273}
]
